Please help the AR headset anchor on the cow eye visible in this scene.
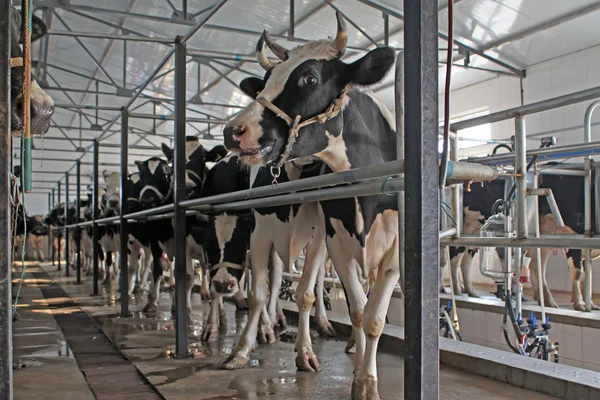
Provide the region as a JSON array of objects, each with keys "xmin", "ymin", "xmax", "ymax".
[{"xmin": 302, "ymin": 75, "xmax": 318, "ymax": 86}]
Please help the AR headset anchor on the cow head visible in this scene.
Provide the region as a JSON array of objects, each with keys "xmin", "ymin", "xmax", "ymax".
[
  {"xmin": 9, "ymin": 6, "xmax": 54, "ymax": 137},
  {"xmin": 162, "ymin": 141, "xmax": 228, "ymax": 199},
  {"xmin": 205, "ymin": 213, "xmax": 254, "ymax": 297},
  {"xmin": 222, "ymin": 12, "xmax": 394, "ymax": 167},
  {"xmin": 27, "ymin": 214, "xmax": 48, "ymax": 236},
  {"xmin": 135, "ymin": 157, "xmax": 172, "ymax": 209},
  {"xmin": 102, "ymin": 170, "xmax": 120, "ymax": 212}
]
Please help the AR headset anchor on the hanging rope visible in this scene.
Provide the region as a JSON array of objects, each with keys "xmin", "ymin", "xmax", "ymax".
[{"xmin": 21, "ymin": 0, "xmax": 32, "ymax": 192}]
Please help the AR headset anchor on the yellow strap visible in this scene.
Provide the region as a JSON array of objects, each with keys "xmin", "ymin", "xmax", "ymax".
[{"xmin": 10, "ymin": 57, "xmax": 24, "ymax": 67}]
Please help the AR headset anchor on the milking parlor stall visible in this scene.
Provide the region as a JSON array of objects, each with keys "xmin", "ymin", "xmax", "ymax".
[{"xmin": 5, "ymin": 0, "xmax": 600, "ymax": 399}]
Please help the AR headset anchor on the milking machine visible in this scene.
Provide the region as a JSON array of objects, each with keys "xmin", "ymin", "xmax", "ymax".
[{"xmin": 478, "ymin": 137, "xmax": 561, "ymax": 362}]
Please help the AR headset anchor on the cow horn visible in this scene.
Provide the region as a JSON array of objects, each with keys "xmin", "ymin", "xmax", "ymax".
[
  {"xmin": 263, "ymin": 31, "xmax": 289, "ymax": 61},
  {"xmin": 256, "ymin": 32, "xmax": 277, "ymax": 71},
  {"xmin": 333, "ymin": 11, "xmax": 348, "ymax": 56}
]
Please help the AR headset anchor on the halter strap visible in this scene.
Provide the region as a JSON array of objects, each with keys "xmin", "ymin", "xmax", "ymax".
[{"xmin": 255, "ymin": 90, "xmax": 347, "ymax": 187}]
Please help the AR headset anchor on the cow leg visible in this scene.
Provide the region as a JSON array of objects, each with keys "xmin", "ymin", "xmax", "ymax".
[
  {"xmin": 327, "ymin": 242, "xmax": 367, "ymax": 384},
  {"xmin": 460, "ymin": 248, "xmax": 479, "ymax": 298},
  {"xmin": 568, "ymin": 250, "xmax": 587, "ymax": 311},
  {"xmin": 185, "ymin": 254, "xmax": 194, "ymax": 320},
  {"xmin": 355, "ymin": 246, "xmax": 399, "ymax": 400},
  {"xmin": 142, "ymin": 244, "xmax": 163, "ymax": 314},
  {"xmin": 295, "ymin": 231, "xmax": 329, "ymax": 371},
  {"xmin": 202, "ymin": 295, "xmax": 221, "ymax": 341},
  {"xmin": 102, "ymin": 252, "xmax": 113, "ymax": 285},
  {"xmin": 315, "ymin": 261, "xmax": 336, "ymax": 336},
  {"xmin": 139, "ymin": 247, "xmax": 152, "ymax": 292},
  {"xmin": 450, "ymin": 248, "xmax": 464, "ymax": 296},
  {"xmin": 200, "ymin": 266, "xmax": 211, "ymax": 300},
  {"xmin": 233, "ymin": 284, "xmax": 248, "ymax": 310},
  {"xmin": 267, "ymin": 248, "xmax": 284, "ymax": 329},
  {"xmin": 222, "ymin": 235, "xmax": 271, "ymax": 370},
  {"xmin": 126, "ymin": 245, "xmax": 139, "ymax": 297}
]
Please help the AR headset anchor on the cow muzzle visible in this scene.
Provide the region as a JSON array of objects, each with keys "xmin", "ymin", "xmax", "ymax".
[
  {"xmin": 11, "ymin": 96, "xmax": 54, "ymax": 137},
  {"xmin": 212, "ymin": 279, "xmax": 238, "ymax": 295}
]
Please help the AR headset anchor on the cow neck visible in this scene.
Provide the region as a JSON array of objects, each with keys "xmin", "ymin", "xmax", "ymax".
[{"xmin": 256, "ymin": 89, "xmax": 347, "ymax": 187}]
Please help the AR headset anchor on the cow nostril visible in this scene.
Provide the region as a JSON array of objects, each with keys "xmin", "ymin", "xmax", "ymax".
[{"xmin": 232, "ymin": 125, "xmax": 246, "ymax": 138}]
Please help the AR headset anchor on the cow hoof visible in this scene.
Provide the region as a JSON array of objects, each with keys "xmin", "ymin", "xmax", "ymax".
[
  {"xmin": 132, "ymin": 285, "xmax": 144, "ymax": 295},
  {"xmin": 219, "ymin": 308, "xmax": 227, "ymax": 321},
  {"xmin": 201, "ymin": 292, "xmax": 211, "ymax": 301},
  {"xmin": 142, "ymin": 303, "xmax": 157, "ymax": 314},
  {"xmin": 257, "ymin": 326, "xmax": 276, "ymax": 344},
  {"xmin": 592, "ymin": 303, "xmax": 600, "ymax": 311},
  {"xmin": 275, "ymin": 311, "xmax": 287, "ymax": 330},
  {"xmin": 345, "ymin": 332, "xmax": 356, "ymax": 354},
  {"xmin": 201, "ymin": 325, "xmax": 219, "ymax": 341},
  {"xmin": 295, "ymin": 350, "xmax": 322, "ymax": 372},
  {"xmin": 574, "ymin": 302, "xmax": 586, "ymax": 312},
  {"xmin": 352, "ymin": 376, "xmax": 379, "ymax": 400},
  {"xmin": 467, "ymin": 291, "xmax": 480, "ymax": 299},
  {"xmin": 221, "ymin": 354, "xmax": 250, "ymax": 370},
  {"xmin": 316, "ymin": 320, "xmax": 337, "ymax": 337}
]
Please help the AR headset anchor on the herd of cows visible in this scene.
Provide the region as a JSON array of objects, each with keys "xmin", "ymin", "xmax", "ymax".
[{"xmin": 7, "ymin": 6, "xmax": 600, "ymax": 399}]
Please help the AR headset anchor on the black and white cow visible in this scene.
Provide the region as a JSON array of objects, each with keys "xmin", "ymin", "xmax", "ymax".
[
  {"xmin": 98, "ymin": 171, "xmax": 121, "ymax": 285},
  {"xmin": 446, "ymin": 169, "xmax": 599, "ymax": 311},
  {"xmin": 222, "ymin": 13, "xmax": 397, "ymax": 398},
  {"xmin": 8, "ymin": 6, "xmax": 54, "ymax": 137}
]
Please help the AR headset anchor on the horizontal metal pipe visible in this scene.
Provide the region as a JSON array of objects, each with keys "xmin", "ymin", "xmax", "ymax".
[
  {"xmin": 466, "ymin": 141, "xmax": 600, "ymax": 165},
  {"xmin": 54, "ymin": 103, "xmax": 121, "ymax": 111},
  {"xmin": 47, "ymin": 30, "xmax": 175, "ymax": 43},
  {"xmin": 441, "ymin": 235, "xmax": 600, "ymax": 249},
  {"xmin": 537, "ymin": 168, "xmax": 587, "ymax": 176},
  {"xmin": 192, "ymin": 177, "xmax": 405, "ymax": 212},
  {"xmin": 128, "ymin": 112, "xmax": 227, "ymax": 124},
  {"xmin": 451, "ymin": 85, "xmax": 600, "ymax": 131},
  {"xmin": 445, "ymin": 161, "xmax": 498, "ymax": 182},
  {"xmin": 439, "ymin": 227, "xmax": 457, "ymax": 240}
]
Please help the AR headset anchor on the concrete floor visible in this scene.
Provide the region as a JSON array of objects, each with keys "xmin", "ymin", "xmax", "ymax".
[{"xmin": 12, "ymin": 262, "xmax": 560, "ymax": 400}]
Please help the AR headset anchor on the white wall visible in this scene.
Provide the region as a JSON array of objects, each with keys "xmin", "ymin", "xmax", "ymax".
[{"xmin": 448, "ymin": 43, "xmax": 600, "ymax": 295}]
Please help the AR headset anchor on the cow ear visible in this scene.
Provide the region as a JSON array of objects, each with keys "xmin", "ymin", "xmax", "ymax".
[
  {"xmin": 239, "ymin": 77, "xmax": 264, "ymax": 99},
  {"xmin": 347, "ymin": 47, "xmax": 395, "ymax": 86},
  {"xmin": 103, "ymin": 170, "xmax": 109, "ymax": 181},
  {"xmin": 206, "ymin": 145, "xmax": 228, "ymax": 163},
  {"xmin": 30, "ymin": 15, "xmax": 47, "ymax": 43},
  {"xmin": 162, "ymin": 143, "xmax": 173, "ymax": 162}
]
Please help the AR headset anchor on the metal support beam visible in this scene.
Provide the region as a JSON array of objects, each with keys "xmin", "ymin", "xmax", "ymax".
[
  {"xmin": 75, "ymin": 161, "xmax": 81, "ymax": 284},
  {"xmin": 0, "ymin": 0, "xmax": 13, "ymax": 395},
  {"xmin": 119, "ymin": 109, "xmax": 130, "ymax": 317},
  {"xmin": 92, "ymin": 141, "xmax": 99, "ymax": 296},
  {"xmin": 173, "ymin": 38, "xmax": 189, "ymax": 357},
  {"xmin": 289, "ymin": 0, "xmax": 295, "ymax": 39},
  {"xmin": 403, "ymin": 0, "xmax": 439, "ymax": 398},
  {"xmin": 47, "ymin": 30, "xmax": 175, "ymax": 43},
  {"xmin": 64, "ymin": 173, "xmax": 70, "ymax": 276},
  {"xmin": 52, "ymin": 11, "xmax": 119, "ymax": 87},
  {"xmin": 515, "ymin": 117, "xmax": 528, "ymax": 238}
]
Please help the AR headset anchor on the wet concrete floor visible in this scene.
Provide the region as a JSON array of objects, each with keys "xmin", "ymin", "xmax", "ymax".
[{"xmin": 14, "ymin": 262, "xmax": 559, "ymax": 399}]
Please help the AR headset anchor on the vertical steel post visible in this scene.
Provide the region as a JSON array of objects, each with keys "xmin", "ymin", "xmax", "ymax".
[
  {"xmin": 92, "ymin": 140, "xmax": 100, "ymax": 296},
  {"xmin": 75, "ymin": 160, "xmax": 81, "ymax": 284},
  {"xmin": 174, "ymin": 37, "xmax": 189, "ymax": 356},
  {"xmin": 403, "ymin": 0, "xmax": 439, "ymax": 398},
  {"xmin": 384, "ymin": 13, "xmax": 389, "ymax": 47},
  {"xmin": 530, "ymin": 172, "xmax": 545, "ymax": 321},
  {"xmin": 450, "ymin": 135, "xmax": 460, "ymax": 236},
  {"xmin": 57, "ymin": 181, "xmax": 61, "ymax": 270},
  {"xmin": 64, "ymin": 173, "xmax": 69, "ymax": 276},
  {"xmin": 288, "ymin": 0, "xmax": 295, "ymax": 40},
  {"xmin": 119, "ymin": 109, "xmax": 130, "ymax": 317},
  {"xmin": 395, "ymin": 51, "xmax": 405, "ymax": 292},
  {"xmin": 47, "ymin": 193, "xmax": 51, "ymax": 212},
  {"xmin": 51, "ymin": 188, "xmax": 55, "ymax": 265},
  {"xmin": 0, "ymin": 0, "xmax": 14, "ymax": 396},
  {"xmin": 515, "ymin": 117, "xmax": 528, "ymax": 239},
  {"xmin": 122, "ymin": 41, "xmax": 127, "ymax": 88}
]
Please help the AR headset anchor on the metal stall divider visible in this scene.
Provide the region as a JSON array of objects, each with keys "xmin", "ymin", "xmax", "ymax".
[
  {"xmin": 92, "ymin": 140, "xmax": 100, "ymax": 296},
  {"xmin": 57, "ymin": 180, "xmax": 61, "ymax": 270},
  {"xmin": 403, "ymin": 0, "xmax": 440, "ymax": 398},
  {"xmin": 76, "ymin": 160, "xmax": 81, "ymax": 284},
  {"xmin": 119, "ymin": 109, "xmax": 131, "ymax": 317},
  {"xmin": 64, "ymin": 173, "xmax": 70, "ymax": 276},
  {"xmin": 1, "ymin": 0, "xmax": 14, "ymax": 397}
]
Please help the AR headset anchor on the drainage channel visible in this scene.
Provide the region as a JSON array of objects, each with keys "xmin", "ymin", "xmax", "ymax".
[{"xmin": 31, "ymin": 269, "xmax": 164, "ymax": 400}]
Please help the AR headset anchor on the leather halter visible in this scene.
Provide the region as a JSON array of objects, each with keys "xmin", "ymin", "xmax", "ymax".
[{"xmin": 255, "ymin": 90, "xmax": 347, "ymax": 187}]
